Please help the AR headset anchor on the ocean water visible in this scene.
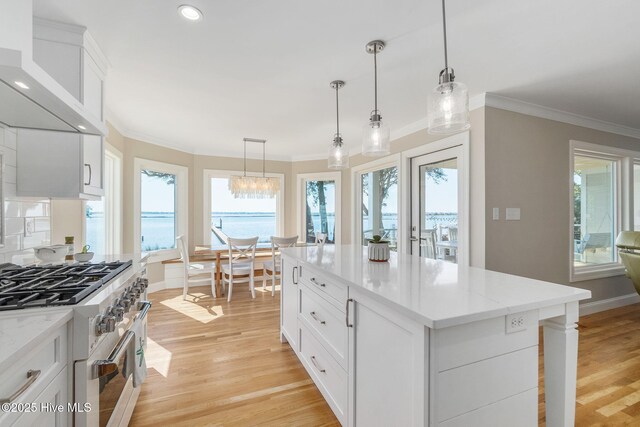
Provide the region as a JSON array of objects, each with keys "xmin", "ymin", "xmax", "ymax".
[{"xmin": 85, "ymin": 211, "xmax": 457, "ymax": 253}]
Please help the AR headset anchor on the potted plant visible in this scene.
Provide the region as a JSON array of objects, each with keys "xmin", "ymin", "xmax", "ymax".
[
  {"xmin": 368, "ymin": 235, "xmax": 390, "ymax": 262},
  {"xmin": 74, "ymin": 245, "xmax": 94, "ymax": 263}
]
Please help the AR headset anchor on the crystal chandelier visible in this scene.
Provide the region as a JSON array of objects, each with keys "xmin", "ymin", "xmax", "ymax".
[
  {"xmin": 229, "ymin": 138, "xmax": 280, "ymax": 199},
  {"xmin": 428, "ymin": 0, "xmax": 470, "ymax": 134},
  {"xmin": 362, "ymin": 40, "xmax": 390, "ymax": 157},
  {"xmin": 328, "ymin": 80, "xmax": 349, "ymax": 169}
]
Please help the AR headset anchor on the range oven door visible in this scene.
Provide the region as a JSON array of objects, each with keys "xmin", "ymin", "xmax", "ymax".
[{"xmin": 75, "ymin": 301, "xmax": 150, "ymax": 427}]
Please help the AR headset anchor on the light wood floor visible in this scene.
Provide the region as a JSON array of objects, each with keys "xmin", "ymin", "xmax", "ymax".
[{"xmin": 131, "ymin": 285, "xmax": 640, "ymax": 427}]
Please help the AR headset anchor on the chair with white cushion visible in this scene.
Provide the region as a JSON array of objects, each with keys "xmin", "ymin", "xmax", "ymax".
[
  {"xmin": 315, "ymin": 232, "xmax": 327, "ymax": 245},
  {"xmin": 263, "ymin": 236, "xmax": 298, "ymax": 296},
  {"xmin": 222, "ymin": 236, "xmax": 259, "ymax": 302},
  {"xmin": 176, "ymin": 235, "xmax": 217, "ymax": 301}
]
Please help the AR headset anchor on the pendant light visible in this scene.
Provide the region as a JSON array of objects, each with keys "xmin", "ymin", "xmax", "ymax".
[
  {"xmin": 229, "ymin": 138, "xmax": 280, "ymax": 198},
  {"xmin": 362, "ymin": 40, "xmax": 390, "ymax": 157},
  {"xmin": 328, "ymin": 80, "xmax": 349, "ymax": 169},
  {"xmin": 428, "ymin": 0, "xmax": 470, "ymax": 134}
]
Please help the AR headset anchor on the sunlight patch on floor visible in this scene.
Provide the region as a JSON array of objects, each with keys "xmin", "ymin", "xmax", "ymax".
[
  {"xmin": 160, "ymin": 293, "xmax": 225, "ymax": 323},
  {"xmin": 146, "ymin": 337, "xmax": 172, "ymax": 378},
  {"xmin": 255, "ymin": 283, "xmax": 280, "ymax": 293}
]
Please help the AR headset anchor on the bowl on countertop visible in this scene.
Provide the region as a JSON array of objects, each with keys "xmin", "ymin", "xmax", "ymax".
[
  {"xmin": 33, "ymin": 245, "xmax": 68, "ymax": 263},
  {"xmin": 74, "ymin": 252, "xmax": 94, "ymax": 262}
]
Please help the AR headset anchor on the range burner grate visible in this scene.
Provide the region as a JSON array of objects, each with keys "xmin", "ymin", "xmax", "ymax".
[{"xmin": 0, "ymin": 260, "xmax": 132, "ymax": 311}]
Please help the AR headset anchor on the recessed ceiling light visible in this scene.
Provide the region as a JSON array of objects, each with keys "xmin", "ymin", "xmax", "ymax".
[
  {"xmin": 178, "ymin": 5, "xmax": 203, "ymax": 21},
  {"xmin": 14, "ymin": 81, "xmax": 29, "ymax": 89},
  {"xmin": 77, "ymin": 125, "xmax": 86, "ymax": 130}
]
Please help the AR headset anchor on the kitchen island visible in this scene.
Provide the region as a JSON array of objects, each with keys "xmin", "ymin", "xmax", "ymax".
[{"xmin": 280, "ymin": 245, "xmax": 591, "ymax": 427}]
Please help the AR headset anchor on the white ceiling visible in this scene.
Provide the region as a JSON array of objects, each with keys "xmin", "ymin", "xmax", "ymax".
[{"xmin": 33, "ymin": 0, "xmax": 640, "ymax": 160}]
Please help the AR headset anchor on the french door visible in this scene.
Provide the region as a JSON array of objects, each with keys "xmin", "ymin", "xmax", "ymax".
[{"xmin": 410, "ymin": 145, "xmax": 466, "ymax": 264}]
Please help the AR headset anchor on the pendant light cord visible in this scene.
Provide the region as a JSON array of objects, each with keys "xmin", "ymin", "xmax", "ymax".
[
  {"xmin": 243, "ymin": 139, "xmax": 247, "ymax": 177},
  {"xmin": 442, "ymin": 0, "xmax": 449, "ymax": 70},
  {"xmin": 373, "ymin": 48, "xmax": 378, "ymax": 112},
  {"xmin": 262, "ymin": 142, "xmax": 266, "ymax": 178},
  {"xmin": 335, "ymin": 85, "xmax": 340, "ymax": 137}
]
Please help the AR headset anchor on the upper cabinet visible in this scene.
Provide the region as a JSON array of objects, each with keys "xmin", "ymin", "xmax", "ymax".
[{"xmin": 16, "ymin": 19, "xmax": 108, "ymax": 199}]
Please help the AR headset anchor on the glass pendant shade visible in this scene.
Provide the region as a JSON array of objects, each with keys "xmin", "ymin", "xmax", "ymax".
[
  {"xmin": 428, "ymin": 81, "xmax": 470, "ymax": 134},
  {"xmin": 328, "ymin": 136, "xmax": 349, "ymax": 169},
  {"xmin": 362, "ymin": 117, "xmax": 390, "ymax": 157}
]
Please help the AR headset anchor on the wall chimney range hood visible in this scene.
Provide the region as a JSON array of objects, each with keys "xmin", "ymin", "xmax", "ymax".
[{"xmin": 0, "ymin": 1, "xmax": 106, "ymax": 135}]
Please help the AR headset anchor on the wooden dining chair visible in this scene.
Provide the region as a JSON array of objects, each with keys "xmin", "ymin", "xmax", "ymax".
[
  {"xmin": 176, "ymin": 235, "xmax": 217, "ymax": 300},
  {"xmin": 263, "ymin": 236, "xmax": 298, "ymax": 296},
  {"xmin": 221, "ymin": 236, "xmax": 259, "ymax": 302}
]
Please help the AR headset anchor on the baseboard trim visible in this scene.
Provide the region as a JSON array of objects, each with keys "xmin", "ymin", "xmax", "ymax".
[
  {"xmin": 148, "ymin": 281, "xmax": 167, "ymax": 294},
  {"xmin": 580, "ymin": 293, "xmax": 640, "ymax": 316}
]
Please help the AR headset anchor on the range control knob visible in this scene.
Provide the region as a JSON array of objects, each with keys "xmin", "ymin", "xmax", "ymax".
[
  {"xmin": 121, "ymin": 297, "xmax": 132, "ymax": 312},
  {"xmin": 136, "ymin": 277, "xmax": 149, "ymax": 289},
  {"xmin": 112, "ymin": 306, "xmax": 125, "ymax": 322},
  {"xmin": 103, "ymin": 315, "xmax": 116, "ymax": 333}
]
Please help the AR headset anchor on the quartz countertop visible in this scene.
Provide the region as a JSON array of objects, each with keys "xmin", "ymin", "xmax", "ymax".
[
  {"xmin": 281, "ymin": 245, "xmax": 591, "ymax": 328},
  {"xmin": 0, "ymin": 308, "xmax": 73, "ymax": 372}
]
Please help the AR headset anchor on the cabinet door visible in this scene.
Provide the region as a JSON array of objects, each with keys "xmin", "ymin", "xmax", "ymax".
[
  {"xmin": 82, "ymin": 52, "xmax": 104, "ymax": 121},
  {"xmin": 82, "ymin": 135, "xmax": 103, "ymax": 196},
  {"xmin": 280, "ymin": 255, "xmax": 299, "ymax": 350},
  {"xmin": 348, "ymin": 289, "xmax": 426, "ymax": 427}
]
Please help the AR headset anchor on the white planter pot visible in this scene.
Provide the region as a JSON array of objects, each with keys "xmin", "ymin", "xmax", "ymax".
[{"xmin": 368, "ymin": 242, "xmax": 390, "ymax": 262}]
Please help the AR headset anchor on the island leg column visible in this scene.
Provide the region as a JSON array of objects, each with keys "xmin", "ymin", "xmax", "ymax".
[{"xmin": 542, "ymin": 302, "xmax": 579, "ymax": 427}]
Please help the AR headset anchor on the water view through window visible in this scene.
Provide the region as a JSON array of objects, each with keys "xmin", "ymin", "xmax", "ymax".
[
  {"xmin": 304, "ymin": 179, "xmax": 336, "ymax": 243},
  {"xmin": 141, "ymin": 170, "xmax": 176, "ymax": 251},
  {"xmin": 85, "ymin": 197, "xmax": 105, "ymax": 254},
  {"xmin": 361, "ymin": 166, "xmax": 398, "ymax": 249}
]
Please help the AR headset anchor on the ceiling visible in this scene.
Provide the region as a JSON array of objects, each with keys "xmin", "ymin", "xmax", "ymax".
[{"xmin": 33, "ymin": 0, "xmax": 640, "ymax": 160}]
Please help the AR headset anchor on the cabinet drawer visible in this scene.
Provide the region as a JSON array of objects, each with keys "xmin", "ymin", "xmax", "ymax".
[
  {"xmin": 299, "ymin": 265, "xmax": 347, "ymax": 308},
  {"xmin": 435, "ymin": 346, "xmax": 538, "ymax": 422},
  {"xmin": 10, "ymin": 367, "xmax": 69, "ymax": 427},
  {"xmin": 299, "ymin": 286, "xmax": 348, "ymax": 369},
  {"xmin": 0, "ymin": 326, "xmax": 68, "ymax": 425},
  {"xmin": 299, "ymin": 324, "xmax": 347, "ymax": 424}
]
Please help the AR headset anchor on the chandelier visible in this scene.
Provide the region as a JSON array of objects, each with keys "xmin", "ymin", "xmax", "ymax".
[{"xmin": 229, "ymin": 138, "xmax": 280, "ymax": 199}]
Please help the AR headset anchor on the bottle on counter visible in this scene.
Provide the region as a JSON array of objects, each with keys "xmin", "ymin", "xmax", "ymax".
[{"xmin": 65, "ymin": 236, "xmax": 74, "ymax": 261}]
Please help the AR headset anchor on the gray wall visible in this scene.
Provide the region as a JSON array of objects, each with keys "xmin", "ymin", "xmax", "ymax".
[{"xmin": 484, "ymin": 107, "xmax": 639, "ymax": 301}]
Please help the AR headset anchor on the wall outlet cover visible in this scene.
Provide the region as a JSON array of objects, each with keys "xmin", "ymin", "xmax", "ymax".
[
  {"xmin": 493, "ymin": 207, "xmax": 500, "ymax": 220},
  {"xmin": 24, "ymin": 218, "xmax": 35, "ymax": 237},
  {"xmin": 505, "ymin": 208, "xmax": 521, "ymax": 221}
]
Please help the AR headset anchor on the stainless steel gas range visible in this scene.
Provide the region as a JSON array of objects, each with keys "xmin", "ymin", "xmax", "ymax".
[{"xmin": 0, "ymin": 256, "xmax": 150, "ymax": 427}]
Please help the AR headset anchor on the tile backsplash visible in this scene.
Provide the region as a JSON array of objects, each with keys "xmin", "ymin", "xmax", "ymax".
[{"xmin": 1, "ymin": 128, "xmax": 51, "ymax": 264}]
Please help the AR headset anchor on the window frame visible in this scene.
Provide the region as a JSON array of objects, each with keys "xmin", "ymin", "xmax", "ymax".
[
  {"xmin": 297, "ymin": 171, "xmax": 342, "ymax": 245},
  {"xmin": 201, "ymin": 169, "xmax": 285, "ymax": 246},
  {"xmin": 569, "ymin": 140, "xmax": 636, "ymax": 282},
  {"xmin": 134, "ymin": 158, "xmax": 188, "ymax": 261},
  {"xmin": 351, "ymin": 155, "xmax": 401, "ymax": 251}
]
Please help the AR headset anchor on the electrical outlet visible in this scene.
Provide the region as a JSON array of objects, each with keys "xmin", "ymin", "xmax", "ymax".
[
  {"xmin": 506, "ymin": 313, "xmax": 527, "ymax": 333},
  {"xmin": 493, "ymin": 207, "xmax": 500, "ymax": 220},
  {"xmin": 24, "ymin": 218, "xmax": 35, "ymax": 237}
]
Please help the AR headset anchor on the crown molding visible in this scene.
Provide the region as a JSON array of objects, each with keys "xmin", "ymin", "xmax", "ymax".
[{"xmin": 484, "ymin": 93, "xmax": 640, "ymax": 140}]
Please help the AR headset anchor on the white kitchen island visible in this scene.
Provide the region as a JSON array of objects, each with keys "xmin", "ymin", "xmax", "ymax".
[{"xmin": 280, "ymin": 245, "xmax": 591, "ymax": 427}]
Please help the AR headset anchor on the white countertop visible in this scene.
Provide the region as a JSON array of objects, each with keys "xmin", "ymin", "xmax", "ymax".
[
  {"xmin": 0, "ymin": 308, "xmax": 73, "ymax": 371},
  {"xmin": 282, "ymin": 245, "xmax": 591, "ymax": 328}
]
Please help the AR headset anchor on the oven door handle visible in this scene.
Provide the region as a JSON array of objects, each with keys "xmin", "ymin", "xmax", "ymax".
[
  {"xmin": 91, "ymin": 330, "xmax": 135, "ymax": 380},
  {"xmin": 137, "ymin": 301, "xmax": 152, "ymax": 321}
]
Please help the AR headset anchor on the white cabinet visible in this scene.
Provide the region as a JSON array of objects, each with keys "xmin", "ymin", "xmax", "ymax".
[
  {"xmin": 347, "ymin": 287, "xmax": 426, "ymax": 427},
  {"xmin": 16, "ymin": 129, "xmax": 103, "ymax": 199},
  {"xmin": 280, "ymin": 255, "xmax": 299, "ymax": 349},
  {"xmin": 12, "ymin": 368, "xmax": 69, "ymax": 427}
]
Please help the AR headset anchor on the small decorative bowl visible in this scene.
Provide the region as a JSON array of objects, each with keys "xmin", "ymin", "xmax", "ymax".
[{"xmin": 74, "ymin": 252, "xmax": 94, "ymax": 262}]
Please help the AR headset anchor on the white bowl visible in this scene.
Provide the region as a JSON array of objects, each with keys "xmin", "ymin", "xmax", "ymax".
[
  {"xmin": 74, "ymin": 252, "xmax": 94, "ymax": 262},
  {"xmin": 34, "ymin": 245, "xmax": 68, "ymax": 263}
]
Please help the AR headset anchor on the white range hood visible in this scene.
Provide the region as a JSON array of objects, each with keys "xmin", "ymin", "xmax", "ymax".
[{"xmin": 0, "ymin": 0, "xmax": 106, "ymax": 135}]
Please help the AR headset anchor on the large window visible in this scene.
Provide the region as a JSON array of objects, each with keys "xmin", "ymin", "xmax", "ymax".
[
  {"xmin": 85, "ymin": 147, "xmax": 121, "ymax": 254},
  {"xmin": 210, "ymin": 177, "xmax": 276, "ymax": 244},
  {"xmin": 298, "ymin": 173, "xmax": 341, "ymax": 244},
  {"xmin": 202, "ymin": 170, "xmax": 284, "ymax": 246},
  {"xmin": 359, "ymin": 166, "xmax": 398, "ymax": 250},
  {"xmin": 570, "ymin": 141, "xmax": 639, "ymax": 281},
  {"xmin": 134, "ymin": 158, "xmax": 188, "ymax": 257}
]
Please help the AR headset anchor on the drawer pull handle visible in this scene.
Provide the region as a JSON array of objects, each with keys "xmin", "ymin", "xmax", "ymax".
[
  {"xmin": 292, "ymin": 266, "xmax": 298, "ymax": 284},
  {"xmin": 310, "ymin": 277, "xmax": 326, "ymax": 288},
  {"xmin": 0, "ymin": 369, "xmax": 41, "ymax": 403},
  {"xmin": 310, "ymin": 311, "xmax": 326, "ymax": 325},
  {"xmin": 346, "ymin": 298, "xmax": 354, "ymax": 328},
  {"xmin": 311, "ymin": 356, "xmax": 326, "ymax": 373}
]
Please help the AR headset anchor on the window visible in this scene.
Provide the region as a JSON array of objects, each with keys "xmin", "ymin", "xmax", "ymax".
[
  {"xmin": 298, "ymin": 173, "xmax": 341, "ymax": 244},
  {"xmin": 211, "ymin": 176, "xmax": 276, "ymax": 244},
  {"xmin": 359, "ymin": 166, "xmax": 398, "ymax": 250},
  {"xmin": 85, "ymin": 147, "xmax": 121, "ymax": 254},
  {"xmin": 570, "ymin": 141, "xmax": 638, "ymax": 281},
  {"xmin": 202, "ymin": 170, "xmax": 285, "ymax": 246},
  {"xmin": 134, "ymin": 158, "xmax": 188, "ymax": 257}
]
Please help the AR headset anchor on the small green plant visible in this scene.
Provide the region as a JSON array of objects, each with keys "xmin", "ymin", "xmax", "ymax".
[
  {"xmin": 81, "ymin": 245, "xmax": 91, "ymax": 254},
  {"xmin": 369, "ymin": 235, "xmax": 389, "ymax": 244}
]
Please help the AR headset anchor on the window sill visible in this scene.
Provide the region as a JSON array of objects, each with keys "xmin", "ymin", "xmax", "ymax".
[
  {"xmin": 570, "ymin": 264, "xmax": 625, "ymax": 282},
  {"xmin": 146, "ymin": 249, "xmax": 180, "ymax": 264}
]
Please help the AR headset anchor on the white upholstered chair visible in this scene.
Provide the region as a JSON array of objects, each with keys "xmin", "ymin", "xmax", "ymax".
[
  {"xmin": 221, "ymin": 236, "xmax": 259, "ymax": 302},
  {"xmin": 176, "ymin": 235, "xmax": 217, "ymax": 300},
  {"xmin": 315, "ymin": 232, "xmax": 327, "ymax": 245},
  {"xmin": 263, "ymin": 236, "xmax": 298, "ymax": 296}
]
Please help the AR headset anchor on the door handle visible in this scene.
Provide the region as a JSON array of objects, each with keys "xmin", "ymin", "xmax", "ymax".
[
  {"xmin": 410, "ymin": 236, "xmax": 419, "ymax": 241},
  {"xmin": 92, "ymin": 330, "xmax": 135, "ymax": 379},
  {"xmin": 84, "ymin": 163, "xmax": 92, "ymax": 185}
]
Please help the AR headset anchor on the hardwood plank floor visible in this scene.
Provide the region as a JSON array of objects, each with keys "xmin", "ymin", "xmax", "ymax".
[{"xmin": 131, "ymin": 285, "xmax": 640, "ymax": 426}]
